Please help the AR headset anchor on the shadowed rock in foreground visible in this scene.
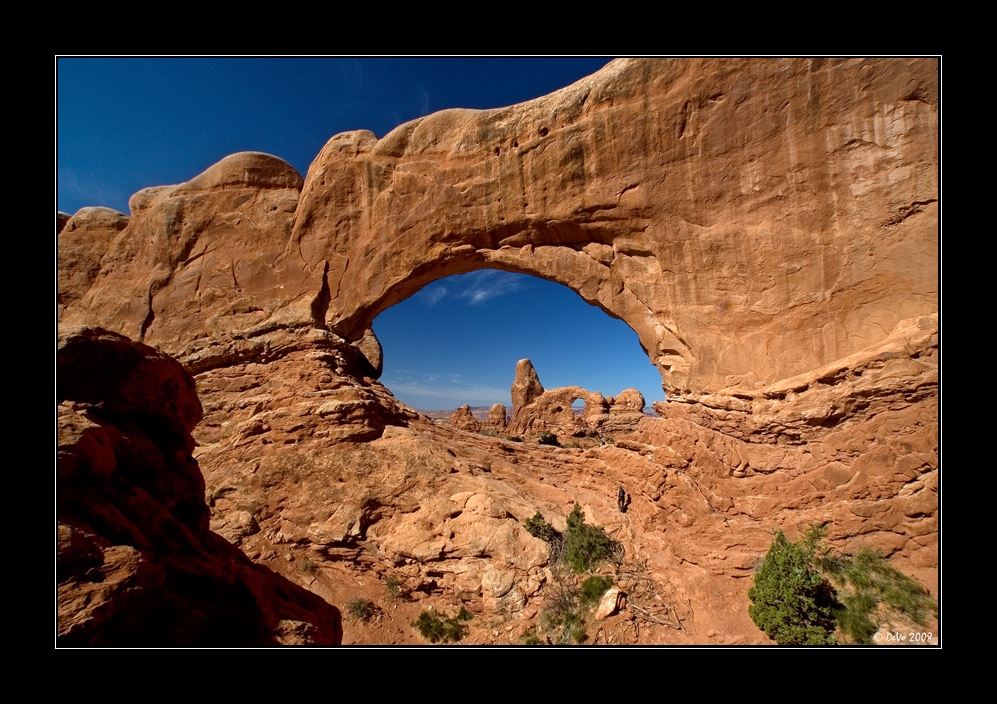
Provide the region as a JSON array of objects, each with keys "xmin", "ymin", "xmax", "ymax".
[{"xmin": 57, "ymin": 326, "xmax": 342, "ymax": 646}]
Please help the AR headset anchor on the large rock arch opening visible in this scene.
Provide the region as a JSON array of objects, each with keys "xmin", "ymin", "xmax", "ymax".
[
  {"xmin": 61, "ymin": 58, "xmax": 938, "ymax": 404},
  {"xmin": 289, "ymin": 57, "xmax": 937, "ymax": 400},
  {"xmin": 366, "ymin": 257, "xmax": 677, "ymax": 384},
  {"xmin": 371, "ymin": 269, "xmax": 665, "ymax": 411}
]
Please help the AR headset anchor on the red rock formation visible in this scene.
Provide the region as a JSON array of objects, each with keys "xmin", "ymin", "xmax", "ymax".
[
  {"xmin": 56, "ymin": 58, "xmax": 938, "ymax": 644},
  {"xmin": 510, "ymin": 358, "xmax": 544, "ymax": 413},
  {"xmin": 57, "ymin": 207, "xmax": 129, "ymax": 317},
  {"xmin": 57, "ymin": 326, "xmax": 342, "ymax": 645},
  {"xmin": 484, "ymin": 403, "xmax": 508, "ymax": 431},
  {"xmin": 290, "ymin": 58, "xmax": 938, "ymax": 400},
  {"xmin": 506, "ymin": 360, "xmax": 646, "ymax": 439},
  {"xmin": 450, "ymin": 404, "xmax": 482, "ymax": 432}
]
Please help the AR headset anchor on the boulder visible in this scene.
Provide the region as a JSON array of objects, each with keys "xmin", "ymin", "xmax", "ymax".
[{"xmin": 485, "ymin": 403, "xmax": 508, "ymax": 431}]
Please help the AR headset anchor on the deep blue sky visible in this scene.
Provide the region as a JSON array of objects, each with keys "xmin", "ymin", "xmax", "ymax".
[{"xmin": 57, "ymin": 57, "xmax": 666, "ymax": 410}]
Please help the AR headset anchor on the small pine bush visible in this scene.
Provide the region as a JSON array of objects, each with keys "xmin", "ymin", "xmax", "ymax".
[
  {"xmin": 562, "ymin": 504, "xmax": 621, "ymax": 574},
  {"xmin": 749, "ymin": 524, "xmax": 937, "ymax": 645},
  {"xmin": 537, "ymin": 431, "xmax": 560, "ymax": 446},
  {"xmin": 413, "ymin": 607, "xmax": 472, "ymax": 644},
  {"xmin": 524, "ymin": 511, "xmax": 559, "ymax": 543},
  {"xmin": 748, "ymin": 528, "xmax": 839, "ymax": 645}
]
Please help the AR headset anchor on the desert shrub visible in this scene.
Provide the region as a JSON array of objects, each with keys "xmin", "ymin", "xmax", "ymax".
[
  {"xmin": 479, "ymin": 429, "xmax": 497, "ymax": 437},
  {"xmin": 508, "ymin": 436, "xmax": 524, "ymax": 442},
  {"xmin": 580, "ymin": 575, "xmax": 614, "ymax": 607},
  {"xmin": 524, "ymin": 511, "xmax": 559, "ymax": 543},
  {"xmin": 749, "ymin": 524, "xmax": 937, "ymax": 645},
  {"xmin": 346, "ymin": 597, "xmax": 379, "ymax": 623},
  {"xmin": 298, "ymin": 558, "xmax": 318, "ymax": 574},
  {"xmin": 819, "ymin": 545, "xmax": 938, "ymax": 644},
  {"xmin": 413, "ymin": 607, "xmax": 472, "ymax": 644},
  {"xmin": 748, "ymin": 528, "xmax": 839, "ymax": 645},
  {"xmin": 521, "ymin": 630, "xmax": 543, "ymax": 645},
  {"xmin": 528, "ymin": 508, "xmax": 624, "ymax": 644},
  {"xmin": 537, "ymin": 431, "xmax": 560, "ymax": 446},
  {"xmin": 540, "ymin": 582, "xmax": 587, "ymax": 644},
  {"xmin": 526, "ymin": 505, "xmax": 621, "ymax": 575},
  {"xmin": 385, "ymin": 575, "xmax": 407, "ymax": 602},
  {"xmin": 562, "ymin": 504, "xmax": 621, "ymax": 574}
]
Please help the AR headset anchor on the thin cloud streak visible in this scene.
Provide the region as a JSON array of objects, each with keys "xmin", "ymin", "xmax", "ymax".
[
  {"xmin": 415, "ymin": 286, "xmax": 447, "ymax": 306},
  {"xmin": 385, "ymin": 380, "xmax": 510, "ymax": 409},
  {"xmin": 456, "ymin": 270, "xmax": 529, "ymax": 305}
]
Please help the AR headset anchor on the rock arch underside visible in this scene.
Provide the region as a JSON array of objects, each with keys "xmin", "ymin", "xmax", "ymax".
[{"xmin": 58, "ymin": 58, "xmax": 939, "ymax": 645}]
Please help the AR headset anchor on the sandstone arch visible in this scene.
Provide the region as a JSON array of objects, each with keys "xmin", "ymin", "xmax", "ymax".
[
  {"xmin": 60, "ymin": 58, "xmax": 938, "ymax": 402},
  {"xmin": 56, "ymin": 57, "xmax": 940, "ymax": 644},
  {"xmin": 290, "ymin": 57, "xmax": 938, "ymax": 398}
]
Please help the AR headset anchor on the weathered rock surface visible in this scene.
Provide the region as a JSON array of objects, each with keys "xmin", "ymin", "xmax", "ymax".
[
  {"xmin": 57, "ymin": 326, "xmax": 342, "ymax": 645},
  {"xmin": 57, "ymin": 207, "xmax": 130, "ymax": 316},
  {"xmin": 58, "ymin": 152, "xmax": 308, "ymax": 350},
  {"xmin": 485, "ymin": 403, "xmax": 508, "ymax": 431},
  {"xmin": 291, "ymin": 58, "xmax": 938, "ymax": 399},
  {"xmin": 511, "ymin": 358, "xmax": 545, "ymax": 412},
  {"xmin": 57, "ymin": 58, "xmax": 938, "ymax": 645},
  {"xmin": 449, "ymin": 404, "xmax": 482, "ymax": 432}
]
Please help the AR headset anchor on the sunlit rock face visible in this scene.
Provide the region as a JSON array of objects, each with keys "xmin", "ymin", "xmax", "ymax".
[
  {"xmin": 57, "ymin": 58, "xmax": 938, "ymax": 644},
  {"xmin": 506, "ymin": 358, "xmax": 646, "ymax": 438},
  {"xmin": 291, "ymin": 58, "xmax": 938, "ymax": 398}
]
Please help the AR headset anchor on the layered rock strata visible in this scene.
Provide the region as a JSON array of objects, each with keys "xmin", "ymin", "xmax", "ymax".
[
  {"xmin": 57, "ymin": 327, "xmax": 342, "ymax": 645},
  {"xmin": 57, "ymin": 58, "xmax": 939, "ymax": 644}
]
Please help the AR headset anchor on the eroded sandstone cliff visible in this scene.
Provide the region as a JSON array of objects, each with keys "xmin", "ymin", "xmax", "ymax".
[
  {"xmin": 57, "ymin": 58, "xmax": 938, "ymax": 645},
  {"xmin": 57, "ymin": 327, "xmax": 342, "ymax": 645}
]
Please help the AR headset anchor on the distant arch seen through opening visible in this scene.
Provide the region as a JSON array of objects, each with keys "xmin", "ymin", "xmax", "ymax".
[{"xmin": 372, "ymin": 271, "xmax": 665, "ymax": 412}]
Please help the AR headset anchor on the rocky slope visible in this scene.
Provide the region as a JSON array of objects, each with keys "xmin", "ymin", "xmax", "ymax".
[{"xmin": 57, "ymin": 58, "xmax": 938, "ymax": 645}]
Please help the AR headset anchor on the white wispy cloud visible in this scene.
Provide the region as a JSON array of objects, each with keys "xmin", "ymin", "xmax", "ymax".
[
  {"xmin": 386, "ymin": 381, "xmax": 509, "ymax": 409},
  {"xmin": 58, "ymin": 167, "xmax": 130, "ymax": 215},
  {"xmin": 415, "ymin": 285, "xmax": 447, "ymax": 306},
  {"xmin": 382, "ymin": 371, "xmax": 508, "ymax": 409},
  {"xmin": 455, "ymin": 270, "xmax": 530, "ymax": 305}
]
